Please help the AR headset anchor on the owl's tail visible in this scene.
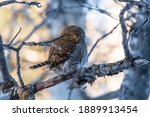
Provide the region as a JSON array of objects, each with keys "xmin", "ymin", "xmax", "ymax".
[{"xmin": 29, "ymin": 60, "xmax": 49, "ymax": 69}]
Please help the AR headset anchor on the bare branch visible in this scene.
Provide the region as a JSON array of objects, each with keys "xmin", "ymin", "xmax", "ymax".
[
  {"xmin": 119, "ymin": 1, "xmax": 150, "ymax": 58},
  {"xmin": 0, "ymin": 36, "xmax": 19, "ymax": 98},
  {"xmin": 9, "ymin": 27, "xmax": 22, "ymax": 46},
  {"xmin": 33, "ymin": 75, "xmax": 70, "ymax": 93},
  {"xmin": 3, "ymin": 39, "xmax": 60, "ymax": 89},
  {"xmin": 21, "ymin": 41, "xmax": 55, "ymax": 47},
  {"xmin": 13, "ymin": 19, "xmax": 47, "ymax": 45},
  {"xmin": 0, "ymin": 0, "xmax": 42, "ymax": 8},
  {"xmin": 0, "ymin": 36, "xmax": 11, "ymax": 82},
  {"xmin": 119, "ymin": 3, "xmax": 133, "ymax": 58},
  {"xmin": 3, "ymin": 44, "xmax": 17, "ymax": 51},
  {"xmin": 16, "ymin": 50, "xmax": 25, "ymax": 88},
  {"xmin": 14, "ymin": 1, "xmax": 42, "ymax": 8},
  {"xmin": 29, "ymin": 58, "xmax": 148, "ymax": 93},
  {"xmin": 3, "ymin": 42, "xmax": 25, "ymax": 88},
  {"xmin": 88, "ymin": 23, "xmax": 120, "ymax": 58},
  {"xmin": 78, "ymin": 2, "xmax": 118, "ymax": 20}
]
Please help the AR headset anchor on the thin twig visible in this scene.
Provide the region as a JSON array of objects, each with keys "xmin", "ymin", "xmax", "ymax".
[
  {"xmin": 78, "ymin": 2, "xmax": 118, "ymax": 20},
  {"xmin": 88, "ymin": 15, "xmax": 136, "ymax": 59},
  {"xmin": 16, "ymin": 51, "xmax": 24, "ymax": 88},
  {"xmin": 0, "ymin": 0, "xmax": 42, "ymax": 8},
  {"xmin": 15, "ymin": 1, "xmax": 42, "ymax": 8},
  {"xmin": 9, "ymin": 27, "xmax": 22, "ymax": 46},
  {"xmin": 22, "ymin": 18, "xmax": 46, "ymax": 41},
  {"xmin": 3, "ymin": 44, "xmax": 17, "ymax": 51},
  {"xmin": 21, "ymin": 41, "xmax": 54, "ymax": 47},
  {"xmin": 13, "ymin": 18, "xmax": 47, "ymax": 45},
  {"xmin": 88, "ymin": 23, "xmax": 120, "ymax": 58}
]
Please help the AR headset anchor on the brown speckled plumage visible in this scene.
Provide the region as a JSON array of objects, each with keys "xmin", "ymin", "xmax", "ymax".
[{"xmin": 30, "ymin": 25, "xmax": 87, "ymax": 75}]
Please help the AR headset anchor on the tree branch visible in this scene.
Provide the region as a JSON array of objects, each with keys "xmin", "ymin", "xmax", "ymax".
[
  {"xmin": 0, "ymin": 0, "xmax": 42, "ymax": 8},
  {"xmin": 119, "ymin": 1, "xmax": 150, "ymax": 58},
  {"xmin": 88, "ymin": 23, "xmax": 120, "ymax": 58},
  {"xmin": 13, "ymin": 18, "xmax": 47, "ymax": 45},
  {"xmin": 0, "ymin": 36, "xmax": 11, "ymax": 82},
  {"xmin": 119, "ymin": 3, "xmax": 133, "ymax": 58},
  {"xmin": 29, "ymin": 58, "xmax": 148, "ymax": 93},
  {"xmin": 0, "ymin": 36, "xmax": 18, "ymax": 97}
]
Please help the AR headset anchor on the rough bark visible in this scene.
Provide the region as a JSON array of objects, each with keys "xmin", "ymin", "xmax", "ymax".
[{"xmin": 120, "ymin": 1, "xmax": 150, "ymax": 99}]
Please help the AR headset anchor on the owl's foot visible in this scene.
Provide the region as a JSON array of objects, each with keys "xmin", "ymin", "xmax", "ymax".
[{"xmin": 68, "ymin": 70, "xmax": 96, "ymax": 90}]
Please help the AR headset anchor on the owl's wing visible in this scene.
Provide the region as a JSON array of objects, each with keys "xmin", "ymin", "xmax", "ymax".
[{"xmin": 48, "ymin": 37, "xmax": 76, "ymax": 70}]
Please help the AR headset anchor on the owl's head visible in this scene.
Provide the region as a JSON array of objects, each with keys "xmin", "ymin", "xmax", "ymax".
[{"xmin": 61, "ymin": 25, "xmax": 85, "ymax": 43}]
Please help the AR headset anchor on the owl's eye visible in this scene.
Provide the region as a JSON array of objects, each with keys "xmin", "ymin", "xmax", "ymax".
[{"xmin": 69, "ymin": 33, "xmax": 78, "ymax": 42}]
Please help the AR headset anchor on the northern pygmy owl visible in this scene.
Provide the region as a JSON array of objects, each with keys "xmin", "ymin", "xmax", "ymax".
[{"xmin": 30, "ymin": 25, "xmax": 87, "ymax": 75}]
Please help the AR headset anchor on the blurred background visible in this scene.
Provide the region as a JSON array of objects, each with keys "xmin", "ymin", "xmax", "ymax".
[{"xmin": 0, "ymin": 0, "xmax": 149, "ymax": 100}]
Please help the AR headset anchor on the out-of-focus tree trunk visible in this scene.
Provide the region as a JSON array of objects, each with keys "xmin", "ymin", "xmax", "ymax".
[
  {"xmin": 46, "ymin": 0, "xmax": 86, "ymax": 99},
  {"xmin": 120, "ymin": 1, "xmax": 150, "ymax": 99},
  {"xmin": 46, "ymin": 0, "xmax": 86, "ymax": 38}
]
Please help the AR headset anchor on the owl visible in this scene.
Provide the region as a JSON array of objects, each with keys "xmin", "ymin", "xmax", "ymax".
[{"xmin": 30, "ymin": 25, "xmax": 87, "ymax": 75}]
